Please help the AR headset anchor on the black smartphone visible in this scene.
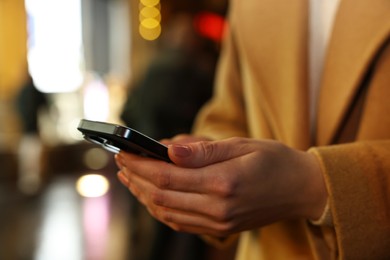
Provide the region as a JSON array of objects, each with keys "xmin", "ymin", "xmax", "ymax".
[{"xmin": 77, "ymin": 119, "xmax": 171, "ymax": 162}]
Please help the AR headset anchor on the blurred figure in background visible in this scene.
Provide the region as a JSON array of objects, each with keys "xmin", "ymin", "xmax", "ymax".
[
  {"xmin": 121, "ymin": 13, "xmax": 217, "ymax": 140},
  {"xmin": 120, "ymin": 13, "xmax": 220, "ymax": 260},
  {"xmin": 15, "ymin": 72, "xmax": 48, "ymax": 195}
]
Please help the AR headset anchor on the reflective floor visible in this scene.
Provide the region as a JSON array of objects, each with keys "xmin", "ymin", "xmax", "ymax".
[
  {"xmin": 0, "ymin": 173, "xmax": 133, "ymax": 260},
  {"xmin": 0, "ymin": 143, "xmax": 237, "ymax": 260}
]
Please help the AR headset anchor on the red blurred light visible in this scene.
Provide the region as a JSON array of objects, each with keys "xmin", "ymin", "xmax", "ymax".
[{"xmin": 194, "ymin": 12, "xmax": 227, "ymax": 42}]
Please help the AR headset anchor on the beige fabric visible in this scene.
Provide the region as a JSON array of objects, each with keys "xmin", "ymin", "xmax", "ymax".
[
  {"xmin": 235, "ymin": 231, "xmax": 261, "ymax": 260},
  {"xmin": 193, "ymin": 0, "xmax": 390, "ymax": 259}
]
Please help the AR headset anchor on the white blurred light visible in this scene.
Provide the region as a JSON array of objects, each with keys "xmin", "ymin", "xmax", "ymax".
[
  {"xmin": 25, "ymin": 0, "xmax": 84, "ymax": 93},
  {"xmin": 76, "ymin": 174, "xmax": 110, "ymax": 198},
  {"xmin": 83, "ymin": 75, "xmax": 110, "ymax": 121},
  {"xmin": 35, "ymin": 179, "xmax": 83, "ymax": 260},
  {"xmin": 70, "ymin": 118, "xmax": 85, "ymax": 141}
]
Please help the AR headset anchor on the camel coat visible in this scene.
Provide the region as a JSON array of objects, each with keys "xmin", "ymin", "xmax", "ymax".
[{"xmin": 193, "ymin": 0, "xmax": 390, "ymax": 259}]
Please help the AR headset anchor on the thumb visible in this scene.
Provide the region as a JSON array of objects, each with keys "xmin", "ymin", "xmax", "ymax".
[{"xmin": 168, "ymin": 139, "xmax": 246, "ymax": 168}]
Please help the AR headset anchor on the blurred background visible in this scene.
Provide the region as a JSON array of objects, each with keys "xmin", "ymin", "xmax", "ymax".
[{"xmin": 0, "ymin": 0, "xmax": 237, "ymax": 259}]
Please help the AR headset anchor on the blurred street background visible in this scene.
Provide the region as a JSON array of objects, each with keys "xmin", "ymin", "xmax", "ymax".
[{"xmin": 0, "ymin": 0, "xmax": 237, "ymax": 259}]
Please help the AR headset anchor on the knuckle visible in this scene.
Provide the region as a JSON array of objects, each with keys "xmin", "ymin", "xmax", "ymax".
[
  {"xmin": 212, "ymin": 175, "xmax": 237, "ymax": 198},
  {"xmin": 159, "ymin": 210, "xmax": 174, "ymax": 223},
  {"xmin": 198, "ymin": 141, "xmax": 216, "ymax": 158},
  {"xmin": 217, "ymin": 181, "xmax": 235, "ymax": 197},
  {"xmin": 151, "ymin": 206, "xmax": 175, "ymax": 225},
  {"xmin": 153, "ymin": 170, "xmax": 171, "ymax": 189},
  {"xmin": 215, "ymin": 222, "xmax": 236, "ymax": 237},
  {"xmin": 212, "ymin": 203, "xmax": 233, "ymax": 222},
  {"xmin": 150, "ymin": 189, "xmax": 165, "ymax": 206}
]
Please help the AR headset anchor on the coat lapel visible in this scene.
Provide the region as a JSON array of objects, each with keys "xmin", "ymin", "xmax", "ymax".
[
  {"xmin": 237, "ymin": 0, "xmax": 310, "ymax": 149},
  {"xmin": 317, "ymin": 0, "xmax": 390, "ymax": 145}
]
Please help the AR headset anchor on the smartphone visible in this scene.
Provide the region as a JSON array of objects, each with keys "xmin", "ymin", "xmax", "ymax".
[{"xmin": 77, "ymin": 119, "xmax": 171, "ymax": 162}]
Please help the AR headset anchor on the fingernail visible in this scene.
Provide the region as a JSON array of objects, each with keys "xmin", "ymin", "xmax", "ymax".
[
  {"xmin": 171, "ymin": 144, "xmax": 192, "ymax": 157},
  {"xmin": 115, "ymin": 153, "xmax": 125, "ymax": 169}
]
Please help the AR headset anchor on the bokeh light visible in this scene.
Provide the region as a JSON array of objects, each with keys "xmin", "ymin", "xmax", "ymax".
[
  {"xmin": 140, "ymin": 0, "xmax": 159, "ymax": 7},
  {"xmin": 25, "ymin": 0, "xmax": 84, "ymax": 93},
  {"xmin": 139, "ymin": 6, "xmax": 161, "ymax": 21},
  {"xmin": 83, "ymin": 148, "xmax": 110, "ymax": 170},
  {"xmin": 138, "ymin": 0, "xmax": 161, "ymax": 41},
  {"xmin": 76, "ymin": 174, "xmax": 110, "ymax": 198}
]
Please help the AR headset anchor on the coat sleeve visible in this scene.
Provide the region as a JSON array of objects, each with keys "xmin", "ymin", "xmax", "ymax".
[{"xmin": 309, "ymin": 140, "xmax": 390, "ymax": 259}]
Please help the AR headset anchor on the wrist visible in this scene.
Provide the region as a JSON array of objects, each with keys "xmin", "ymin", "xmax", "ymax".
[{"xmin": 296, "ymin": 151, "xmax": 329, "ymax": 220}]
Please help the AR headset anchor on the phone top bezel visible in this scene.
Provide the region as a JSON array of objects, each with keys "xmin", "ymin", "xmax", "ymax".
[{"xmin": 77, "ymin": 119, "xmax": 171, "ymax": 162}]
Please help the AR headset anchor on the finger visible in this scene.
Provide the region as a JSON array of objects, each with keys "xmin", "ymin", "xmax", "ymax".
[
  {"xmin": 117, "ymin": 171, "xmax": 129, "ymax": 187},
  {"xmin": 150, "ymin": 206, "xmax": 235, "ymax": 237},
  {"xmin": 122, "ymin": 164, "xmax": 238, "ymax": 225},
  {"xmin": 146, "ymin": 186, "xmax": 234, "ymax": 221},
  {"xmin": 114, "ymin": 154, "xmax": 123, "ymax": 170},
  {"xmin": 161, "ymin": 135, "xmax": 210, "ymax": 147},
  {"xmin": 125, "ymin": 177, "xmax": 235, "ymax": 237},
  {"xmin": 119, "ymin": 149, "xmax": 243, "ymax": 197},
  {"xmin": 118, "ymin": 151, "xmax": 210, "ymax": 193},
  {"xmin": 170, "ymin": 134, "xmax": 199, "ymax": 143},
  {"xmin": 168, "ymin": 137, "xmax": 253, "ymax": 168},
  {"xmin": 118, "ymin": 170, "xmax": 148, "ymax": 208},
  {"xmin": 116, "ymin": 163, "xmax": 153, "ymax": 206},
  {"xmin": 120, "ymin": 162, "xmax": 201, "ymax": 211}
]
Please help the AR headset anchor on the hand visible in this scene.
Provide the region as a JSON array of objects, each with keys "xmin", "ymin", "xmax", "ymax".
[{"xmin": 115, "ymin": 137, "xmax": 327, "ymax": 237}]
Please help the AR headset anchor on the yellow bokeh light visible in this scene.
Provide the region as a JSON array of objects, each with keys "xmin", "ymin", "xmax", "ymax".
[
  {"xmin": 138, "ymin": 0, "xmax": 161, "ymax": 41},
  {"xmin": 76, "ymin": 174, "xmax": 110, "ymax": 198},
  {"xmin": 140, "ymin": 0, "xmax": 159, "ymax": 7},
  {"xmin": 139, "ymin": 23, "xmax": 161, "ymax": 41},
  {"xmin": 139, "ymin": 6, "xmax": 161, "ymax": 22},
  {"xmin": 140, "ymin": 18, "xmax": 160, "ymax": 29}
]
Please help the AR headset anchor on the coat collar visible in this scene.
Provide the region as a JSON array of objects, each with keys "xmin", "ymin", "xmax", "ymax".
[{"xmin": 316, "ymin": 0, "xmax": 390, "ymax": 145}]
